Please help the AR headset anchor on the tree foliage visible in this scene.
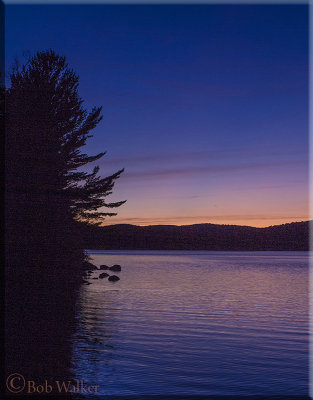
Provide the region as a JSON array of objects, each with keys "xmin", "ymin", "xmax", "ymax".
[{"xmin": 5, "ymin": 50, "xmax": 125, "ymax": 267}]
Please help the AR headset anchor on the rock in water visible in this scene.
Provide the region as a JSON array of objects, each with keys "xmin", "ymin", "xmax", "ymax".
[
  {"xmin": 99, "ymin": 273, "xmax": 109, "ymax": 279},
  {"xmin": 108, "ymin": 275, "xmax": 120, "ymax": 282},
  {"xmin": 100, "ymin": 265, "xmax": 109, "ymax": 270},
  {"xmin": 109, "ymin": 264, "xmax": 121, "ymax": 272}
]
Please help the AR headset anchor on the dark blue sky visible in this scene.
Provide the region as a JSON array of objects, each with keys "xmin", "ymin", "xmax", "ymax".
[{"xmin": 5, "ymin": 4, "xmax": 309, "ymax": 226}]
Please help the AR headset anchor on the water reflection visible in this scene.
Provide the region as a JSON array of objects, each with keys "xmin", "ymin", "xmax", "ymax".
[
  {"xmin": 72, "ymin": 251, "xmax": 309, "ymax": 396},
  {"xmin": 73, "ymin": 283, "xmax": 120, "ymax": 380}
]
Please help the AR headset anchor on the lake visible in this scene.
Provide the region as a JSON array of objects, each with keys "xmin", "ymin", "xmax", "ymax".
[{"xmin": 71, "ymin": 251, "xmax": 309, "ymax": 397}]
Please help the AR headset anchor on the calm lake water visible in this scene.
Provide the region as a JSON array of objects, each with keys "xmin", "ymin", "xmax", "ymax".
[{"xmin": 71, "ymin": 251, "xmax": 309, "ymax": 397}]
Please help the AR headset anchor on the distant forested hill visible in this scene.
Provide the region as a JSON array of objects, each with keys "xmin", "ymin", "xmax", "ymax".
[{"xmin": 79, "ymin": 221, "xmax": 310, "ymax": 251}]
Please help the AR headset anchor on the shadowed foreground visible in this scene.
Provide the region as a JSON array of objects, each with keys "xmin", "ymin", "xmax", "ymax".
[{"xmin": 5, "ymin": 260, "xmax": 82, "ymax": 395}]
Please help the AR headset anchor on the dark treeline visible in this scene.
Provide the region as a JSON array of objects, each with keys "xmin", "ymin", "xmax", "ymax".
[
  {"xmin": 5, "ymin": 50, "xmax": 124, "ymax": 391},
  {"xmin": 79, "ymin": 221, "xmax": 310, "ymax": 251}
]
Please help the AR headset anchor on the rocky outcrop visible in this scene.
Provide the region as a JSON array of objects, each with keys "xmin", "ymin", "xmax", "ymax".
[
  {"xmin": 109, "ymin": 264, "xmax": 121, "ymax": 272},
  {"xmin": 108, "ymin": 275, "xmax": 120, "ymax": 282}
]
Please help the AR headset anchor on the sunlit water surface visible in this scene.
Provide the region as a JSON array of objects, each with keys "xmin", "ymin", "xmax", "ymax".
[{"xmin": 71, "ymin": 251, "xmax": 309, "ymax": 396}]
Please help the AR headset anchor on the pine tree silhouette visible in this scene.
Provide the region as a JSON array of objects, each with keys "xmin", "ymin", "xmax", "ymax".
[
  {"xmin": 5, "ymin": 50, "xmax": 126, "ymax": 386},
  {"xmin": 5, "ymin": 49, "xmax": 125, "ymax": 268}
]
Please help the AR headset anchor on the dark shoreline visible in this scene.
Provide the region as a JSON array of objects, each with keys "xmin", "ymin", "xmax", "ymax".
[
  {"xmin": 5, "ymin": 258, "xmax": 89, "ymax": 396},
  {"xmin": 80, "ymin": 221, "xmax": 310, "ymax": 252}
]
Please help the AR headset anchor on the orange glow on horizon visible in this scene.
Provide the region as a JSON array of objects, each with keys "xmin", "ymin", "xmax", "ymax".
[
  {"xmin": 101, "ymin": 216, "xmax": 309, "ymax": 228},
  {"xmin": 98, "ymin": 157, "xmax": 309, "ymax": 230}
]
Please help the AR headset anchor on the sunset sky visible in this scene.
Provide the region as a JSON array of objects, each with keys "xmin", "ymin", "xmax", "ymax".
[{"xmin": 5, "ymin": 4, "xmax": 309, "ymax": 227}]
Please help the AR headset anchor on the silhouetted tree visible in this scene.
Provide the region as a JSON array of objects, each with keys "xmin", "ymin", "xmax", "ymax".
[
  {"xmin": 5, "ymin": 49, "xmax": 125, "ymax": 268},
  {"xmin": 5, "ymin": 49, "xmax": 127, "ymax": 390}
]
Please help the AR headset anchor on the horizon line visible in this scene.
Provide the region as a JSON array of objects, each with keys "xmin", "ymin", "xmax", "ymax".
[{"xmin": 99, "ymin": 219, "xmax": 310, "ymax": 229}]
